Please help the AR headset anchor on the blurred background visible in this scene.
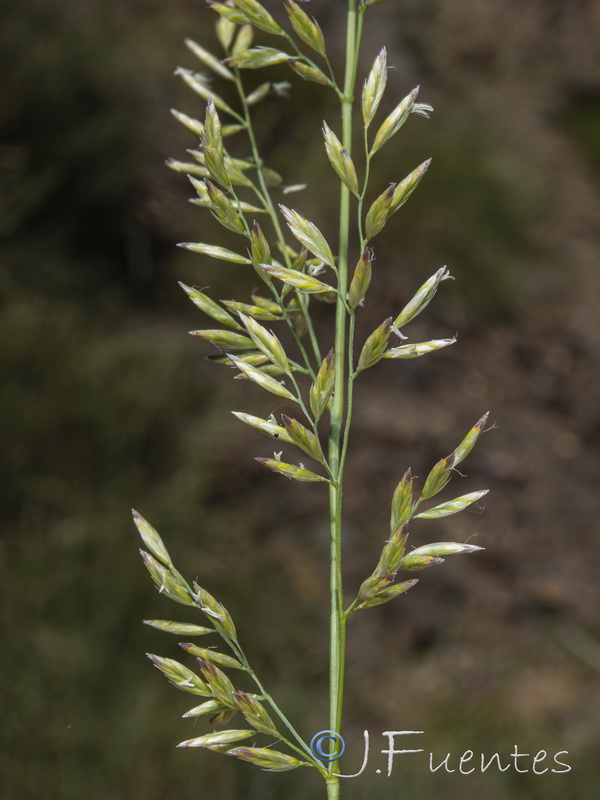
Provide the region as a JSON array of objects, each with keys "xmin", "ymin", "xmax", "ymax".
[{"xmin": 1, "ymin": 0, "xmax": 599, "ymax": 797}]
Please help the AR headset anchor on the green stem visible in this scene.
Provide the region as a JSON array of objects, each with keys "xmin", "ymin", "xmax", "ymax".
[
  {"xmin": 357, "ymin": 125, "xmax": 372, "ymax": 247},
  {"xmin": 289, "ymin": 359, "xmax": 311, "ymax": 376},
  {"xmin": 327, "ymin": 2, "xmax": 361, "ymax": 797},
  {"xmin": 340, "ymin": 312, "xmax": 356, "ymax": 475}
]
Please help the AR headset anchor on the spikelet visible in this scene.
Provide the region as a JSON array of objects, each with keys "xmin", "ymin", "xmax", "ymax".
[
  {"xmin": 393, "ymin": 267, "xmax": 453, "ymax": 331},
  {"xmin": 390, "ymin": 469, "xmax": 413, "ymax": 533},
  {"xmin": 348, "ymin": 250, "xmax": 373, "ymax": 309},
  {"xmin": 227, "ymin": 47, "xmax": 291, "ymax": 69},
  {"xmin": 228, "ymin": 354, "xmax": 296, "ymax": 400},
  {"xmin": 185, "ymin": 38, "xmax": 235, "ymax": 81},
  {"xmin": 234, "ymin": 691, "xmax": 279, "ymax": 736},
  {"xmin": 421, "ymin": 453, "xmax": 455, "ymax": 500},
  {"xmin": 146, "ymin": 654, "xmax": 212, "ymax": 696},
  {"xmin": 227, "ymin": 746, "xmax": 307, "ymax": 772},
  {"xmin": 198, "ymin": 659, "xmax": 238, "ymax": 707},
  {"xmin": 453, "ymin": 412, "xmax": 490, "ymax": 465},
  {"xmin": 178, "ymin": 242, "xmax": 251, "ymax": 264},
  {"xmin": 362, "ymin": 48, "xmax": 387, "ymax": 125},
  {"xmin": 246, "ymin": 81, "xmax": 271, "ymax": 105},
  {"xmin": 323, "ymin": 122, "xmax": 360, "ymax": 197},
  {"xmin": 234, "ymin": 0, "xmax": 284, "ymax": 36},
  {"xmin": 357, "ymin": 318, "xmax": 392, "ymax": 372},
  {"xmin": 139, "ymin": 551, "xmax": 196, "ymax": 606},
  {"xmin": 284, "ymin": 1, "xmax": 326, "ymax": 57},
  {"xmin": 179, "ymin": 643, "xmax": 244, "ymax": 670},
  {"xmin": 232, "ymin": 411, "xmax": 293, "ymax": 443},
  {"xmin": 133, "ymin": 510, "xmax": 172, "ymax": 567},
  {"xmin": 238, "ymin": 313, "xmax": 290, "ymax": 373},
  {"xmin": 194, "ymin": 585, "xmax": 238, "ymax": 641},
  {"xmin": 288, "ymin": 60, "xmax": 333, "ymax": 87},
  {"xmin": 177, "ymin": 729, "xmax": 254, "ymax": 749},
  {"xmin": 415, "ymin": 490, "xmax": 488, "ymax": 519},
  {"xmin": 279, "ymin": 205, "xmax": 336, "ymax": 267},
  {"xmin": 208, "ymin": 2, "xmax": 249, "ymax": 26},
  {"xmin": 255, "ymin": 457, "xmax": 328, "ymax": 483},
  {"xmin": 180, "ymin": 283, "xmax": 243, "ymax": 330},
  {"xmin": 281, "ymin": 415, "xmax": 326, "ymax": 464},
  {"xmin": 259, "ymin": 264, "xmax": 333, "ymax": 294},
  {"xmin": 384, "ymin": 338, "xmax": 456, "ymax": 360},
  {"xmin": 309, "ymin": 351, "xmax": 335, "ymax": 420},
  {"xmin": 182, "ymin": 699, "xmax": 229, "ymax": 719},
  {"xmin": 143, "ymin": 620, "xmax": 213, "ymax": 636},
  {"xmin": 175, "ymin": 68, "xmax": 238, "ymax": 117}
]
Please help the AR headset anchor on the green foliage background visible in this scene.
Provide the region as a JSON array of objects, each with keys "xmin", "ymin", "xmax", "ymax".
[{"xmin": 1, "ymin": 1, "xmax": 599, "ymax": 798}]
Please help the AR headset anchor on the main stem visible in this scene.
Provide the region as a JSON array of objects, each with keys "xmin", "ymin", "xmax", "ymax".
[{"xmin": 327, "ymin": 2, "xmax": 359, "ymax": 798}]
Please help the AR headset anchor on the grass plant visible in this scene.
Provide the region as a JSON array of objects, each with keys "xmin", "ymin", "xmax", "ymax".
[{"xmin": 134, "ymin": 2, "xmax": 490, "ymax": 798}]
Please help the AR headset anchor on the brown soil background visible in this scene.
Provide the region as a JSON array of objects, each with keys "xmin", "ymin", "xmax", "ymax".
[{"xmin": 1, "ymin": 1, "xmax": 599, "ymax": 798}]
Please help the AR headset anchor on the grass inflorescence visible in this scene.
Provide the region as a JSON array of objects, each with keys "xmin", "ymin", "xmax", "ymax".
[{"xmin": 134, "ymin": 2, "xmax": 491, "ymax": 798}]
